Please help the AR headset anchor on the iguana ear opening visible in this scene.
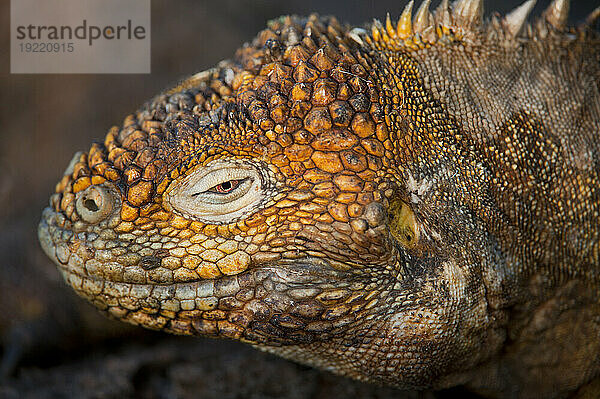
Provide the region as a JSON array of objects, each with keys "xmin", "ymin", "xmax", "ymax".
[{"xmin": 388, "ymin": 198, "xmax": 419, "ymax": 249}]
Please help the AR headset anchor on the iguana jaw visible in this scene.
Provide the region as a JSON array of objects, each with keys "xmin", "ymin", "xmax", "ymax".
[{"xmin": 39, "ymin": 202, "xmax": 389, "ymax": 345}]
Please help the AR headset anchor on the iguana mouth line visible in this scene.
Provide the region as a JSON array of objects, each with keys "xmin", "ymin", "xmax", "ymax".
[{"xmin": 39, "ymin": 206, "xmax": 347, "ymax": 289}]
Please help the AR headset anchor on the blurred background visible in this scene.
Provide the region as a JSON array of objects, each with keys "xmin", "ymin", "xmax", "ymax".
[{"xmin": 0, "ymin": 1, "xmax": 596, "ymax": 398}]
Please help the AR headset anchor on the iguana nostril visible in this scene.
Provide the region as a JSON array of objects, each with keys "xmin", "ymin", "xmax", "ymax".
[
  {"xmin": 75, "ymin": 185, "xmax": 115, "ymax": 224},
  {"xmin": 83, "ymin": 199, "xmax": 99, "ymax": 212}
]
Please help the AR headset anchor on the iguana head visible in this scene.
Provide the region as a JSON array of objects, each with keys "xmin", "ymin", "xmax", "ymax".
[{"xmin": 39, "ymin": 0, "xmax": 597, "ymax": 389}]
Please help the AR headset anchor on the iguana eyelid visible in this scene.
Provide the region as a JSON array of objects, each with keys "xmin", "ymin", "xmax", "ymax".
[
  {"xmin": 164, "ymin": 160, "xmax": 265, "ymax": 223},
  {"xmin": 204, "ymin": 178, "xmax": 247, "ymax": 195},
  {"xmin": 194, "ymin": 177, "xmax": 253, "ymax": 203}
]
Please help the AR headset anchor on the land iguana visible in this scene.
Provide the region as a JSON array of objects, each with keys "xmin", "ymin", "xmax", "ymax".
[{"xmin": 38, "ymin": 0, "xmax": 600, "ymax": 397}]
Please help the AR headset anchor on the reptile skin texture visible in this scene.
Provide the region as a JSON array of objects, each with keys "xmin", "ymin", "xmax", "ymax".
[{"xmin": 38, "ymin": 1, "xmax": 599, "ymax": 398}]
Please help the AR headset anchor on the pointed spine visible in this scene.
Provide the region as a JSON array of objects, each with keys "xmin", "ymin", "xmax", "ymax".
[
  {"xmin": 371, "ymin": 19, "xmax": 385, "ymax": 42},
  {"xmin": 385, "ymin": 13, "xmax": 397, "ymax": 38},
  {"xmin": 504, "ymin": 0, "xmax": 536, "ymax": 36},
  {"xmin": 414, "ymin": 0, "xmax": 433, "ymax": 33},
  {"xmin": 434, "ymin": 0, "xmax": 452, "ymax": 33},
  {"xmin": 583, "ymin": 6, "xmax": 600, "ymax": 29},
  {"xmin": 453, "ymin": 0, "xmax": 484, "ymax": 27},
  {"xmin": 397, "ymin": 0, "xmax": 414, "ymax": 39},
  {"xmin": 348, "ymin": 28, "xmax": 366, "ymax": 46},
  {"xmin": 543, "ymin": 0, "xmax": 569, "ymax": 30}
]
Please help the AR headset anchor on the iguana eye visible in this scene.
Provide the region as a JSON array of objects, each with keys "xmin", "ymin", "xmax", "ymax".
[
  {"xmin": 164, "ymin": 160, "xmax": 266, "ymax": 224},
  {"xmin": 192, "ymin": 175, "xmax": 254, "ymax": 204},
  {"xmin": 207, "ymin": 179, "xmax": 243, "ymax": 194}
]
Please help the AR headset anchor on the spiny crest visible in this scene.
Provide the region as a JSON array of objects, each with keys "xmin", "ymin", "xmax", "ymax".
[
  {"xmin": 503, "ymin": 0, "xmax": 537, "ymax": 37},
  {"xmin": 543, "ymin": 0, "xmax": 569, "ymax": 30},
  {"xmin": 364, "ymin": 0, "xmax": 593, "ymax": 50}
]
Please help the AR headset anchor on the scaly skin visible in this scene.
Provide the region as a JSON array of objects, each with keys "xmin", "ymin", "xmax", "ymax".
[{"xmin": 38, "ymin": 1, "xmax": 599, "ymax": 398}]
